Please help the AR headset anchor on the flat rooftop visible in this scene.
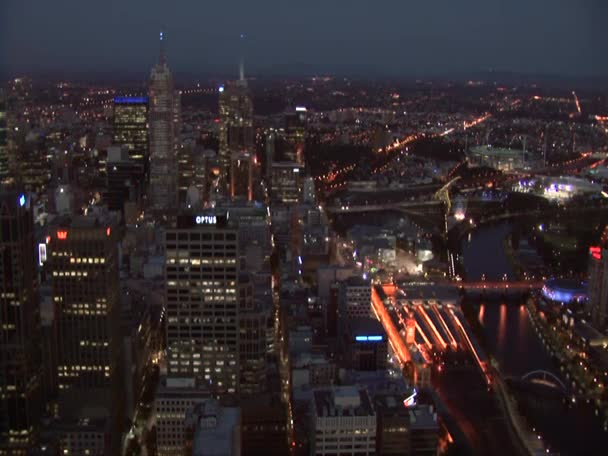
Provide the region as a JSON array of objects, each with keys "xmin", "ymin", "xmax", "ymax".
[{"xmin": 313, "ymin": 387, "xmax": 374, "ymax": 418}]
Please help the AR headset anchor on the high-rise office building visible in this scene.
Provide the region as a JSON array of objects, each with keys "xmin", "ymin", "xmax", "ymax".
[
  {"xmin": 105, "ymin": 145, "xmax": 144, "ymax": 213},
  {"xmin": 0, "ymin": 191, "xmax": 43, "ymax": 453},
  {"xmin": 588, "ymin": 226, "xmax": 608, "ymax": 328},
  {"xmin": 165, "ymin": 212, "xmax": 270, "ymax": 396},
  {"xmin": 17, "ymin": 138, "xmax": 51, "ymax": 194},
  {"xmin": 264, "ymin": 131, "xmax": 275, "ymax": 183},
  {"xmin": 149, "ymin": 31, "xmax": 180, "ymax": 212},
  {"xmin": 218, "ymin": 64, "xmax": 253, "ymax": 188},
  {"xmin": 48, "ymin": 209, "xmax": 122, "ymax": 450},
  {"xmin": 237, "ymin": 275, "xmax": 270, "ymax": 395},
  {"xmin": 339, "ymin": 276, "xmax": 372, "ymax": 319},
  {"xmin": 230, "ymin": 151, "xmax": 254, "ymax": 201},
  {"xmin": 284, "ymin": 108, "xmax": 306, "ymax": 165},
  {"xmin": 0, "ymin": 90, "xmax": 9, "ymax": 185},
  {"xmin": 165, "ymin": 214, "xmax": 241, "ymax": 395},
  {"xmin": 113, "ymin": 96, "xmax": 148, "ymax": 188}
]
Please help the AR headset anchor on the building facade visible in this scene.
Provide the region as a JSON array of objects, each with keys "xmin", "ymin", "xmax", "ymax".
[
  {"xmin": 311, "ymin": 387, "xmax": 376, "ymax": 455},
  {"xmin": 340, "ymin": 277, "xmax": 372, "ymax": 319},
  {"xmin": 149, "ymin": 33, "xmax": 180, "ymax": 212},
  {"xmin": 113, "ymin": 96, "xmax": 148, "ymax": 187},
  {"xmin": 48, "ymin": 210, "xmax": 122, "ymax": 453},
  {"xmin": 0, "ymin": 191, "xmax": 43, "ymax": 453},
  {"xmin": 588, "ymin": 227, "xmax": 608, "ymax": 329},
  {"xmin": 218, "ymin": 76, "xmax": 253, "ymax": 188},
  {"xmin": 165, "ymin": 215, "xmax": 241, "ymax": 395}
]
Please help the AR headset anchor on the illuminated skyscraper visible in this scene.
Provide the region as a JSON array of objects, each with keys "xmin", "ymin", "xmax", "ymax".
[
  {"xmin": 218, "ymin": 62, "xmax": 253, "ymax": 189},
  {"xmin": 165, "ymin": 212, "xmax": 269, "ymax": 396},
  {"xmin": 0, "ymin": 191, "xmax": 43, "ymax": 452},
  {"xmin": 113, "ymin": 96, "xmax": 148, "ymax": 189},
  {"xmin": 165, "ymin": 214, "xmax": 241, "ymax": 395},
  {"xmin": 284, "ymin": 107, "xmax": 306, "ymax": 165},
  {"xmin": 48, "ymin": 210, "xmax": 122, "ymax": 450},
  {"xmin": 149, "ymin": 31, "xmax": 180, "ymax": 212}
]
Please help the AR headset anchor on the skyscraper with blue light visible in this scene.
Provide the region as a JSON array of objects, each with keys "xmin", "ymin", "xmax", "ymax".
[{"xmin": 113, "ymin": 96, "xmax": 149, "ymax": 193}]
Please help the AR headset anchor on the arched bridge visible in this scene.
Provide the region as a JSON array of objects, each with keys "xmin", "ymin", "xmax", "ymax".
[{"xmin": 521, "ymin": 370, "xmax": 567, "ymax": 391}]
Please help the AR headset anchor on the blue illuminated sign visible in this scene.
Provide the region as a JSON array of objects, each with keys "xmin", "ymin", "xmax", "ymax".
[
  {"xmin": 355, "ymin": 335, "xmax": 383, "ymax": 342},
  {"xmin": 18, "ymin": 194, "xmax": 25, "ymax": 207},
  {"xmin": 114, "ymin": 96, "xmax": 148, "ymax": 104}
]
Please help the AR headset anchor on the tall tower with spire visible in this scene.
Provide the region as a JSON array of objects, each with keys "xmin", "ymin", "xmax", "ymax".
[
  {"xmin": 148, "ymin": 31, "xmax": 180, "ymax": 213},
  {"xmin": 218, "ymin": 35, "xmax": 254, "ymax": 193}
]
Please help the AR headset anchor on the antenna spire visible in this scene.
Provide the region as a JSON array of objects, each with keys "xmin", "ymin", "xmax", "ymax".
[
  {"xmin": 239, "ymin": 33, "xmax": 245, "ymax": 81},
  {"xmin": 159, "ymin": 30, "xmax": 166, "ymax": 65}
]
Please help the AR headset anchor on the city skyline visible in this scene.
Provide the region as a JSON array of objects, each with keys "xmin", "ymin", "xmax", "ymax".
[
  {"xmin": 1, "ymin": 0, "xmax": 607, "ymax": 80},
  {"xmin": 2, "ymin": 3, "xmax": 608, "ymax": 454}
]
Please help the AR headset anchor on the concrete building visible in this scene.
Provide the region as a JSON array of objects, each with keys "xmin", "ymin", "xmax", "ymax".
[
  {"xmin": 311, "ymin": 386, "xmax": 376, "ymax": 455},
  {"xmin": 155, "ymin": 379, "xmax": 209, "ymax": 456},
  {"xmin": 340, "ymin": 276, "xmax": 372, "ymax": 319},
  {"xmin": 185, "ymin": 399, "xmax": 240, "ymax": 456}
]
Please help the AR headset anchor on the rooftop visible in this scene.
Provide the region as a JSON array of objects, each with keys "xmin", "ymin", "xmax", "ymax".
[{"xmin": 313, "ymin": 387, "xmax": 374, "ymax": 418}]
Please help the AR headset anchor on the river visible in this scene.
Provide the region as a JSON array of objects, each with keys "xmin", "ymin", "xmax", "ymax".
[{"xmin": 461, "ymin": 222, "xmax": 608, "ymax": 454}]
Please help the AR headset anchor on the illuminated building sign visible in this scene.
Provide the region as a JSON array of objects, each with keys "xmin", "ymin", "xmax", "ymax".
[
  {"xmin": 295, "ymin": 106, "xmax": 307, "ymax": 112},
  {"xmin": 114, "ymin": 96, "xmax": 148, "ymax": 104},
  {"xmin": 38, "ymin": 243, "xmax": 47, "ymax": 266},
  {"xmin": 18, "ymin": 194, "xmax": 25, "ymax": 207},
  {"xmin": 590, "ymin": 246, "xmax": 602, "ymax": 260},
  {"xmin": 218, "ymin": 85, "xmax": 225, "ymax": 93},
  {"xmin": 403, "ymin": 389, "xmax": 417, "ymax": 408},
  {"xmin": 195, "ymin": 215, "xmax": 217, "ymax": 225},
  {"xmin": 355, "ymin": 335, "xmax": 383, "ymax": 342},
  {"xmin": 57, "ymin": 230, "xmax": 68, "ymax": 240}
]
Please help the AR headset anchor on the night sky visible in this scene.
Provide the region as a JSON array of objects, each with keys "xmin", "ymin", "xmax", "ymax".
[{"xmin": 1, "ymin": 0, "xmax": 607, "ymax": 79}]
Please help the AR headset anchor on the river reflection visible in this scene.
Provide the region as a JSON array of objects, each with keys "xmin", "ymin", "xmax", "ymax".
[{"xmin": 461, "ymin": 222, "xmax": 608, "ymax": 452}]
